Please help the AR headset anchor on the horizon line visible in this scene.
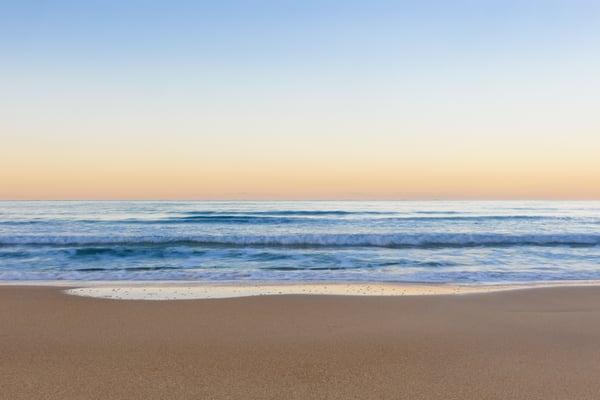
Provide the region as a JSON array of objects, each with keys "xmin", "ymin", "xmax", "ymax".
[{"xmin": 1, "ymin": 198, "xmax": 599, "ymax": 202}]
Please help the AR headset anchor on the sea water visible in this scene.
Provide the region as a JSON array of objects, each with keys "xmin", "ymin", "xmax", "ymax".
[{"xmin": 1, "ymin": 201, "xmax": 599, "ymax": 283}]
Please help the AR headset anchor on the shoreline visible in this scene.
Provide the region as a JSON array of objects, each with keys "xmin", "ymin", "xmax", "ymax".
[{"xmin": 4, "ymin": 279, "xmax": 600, "ymax": 300}]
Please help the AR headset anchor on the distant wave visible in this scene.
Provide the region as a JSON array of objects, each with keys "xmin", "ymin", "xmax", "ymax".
[
  {"xmin": 0, "ymin": 214, "xmax": 582, "ymax": 225},
  {"xmin": 388, "ymin": 215, "xmax": 565, "ymax": 222},
  {"xmin": 2, "ymin": 233, "xmax": 599, "ymax": 248},
  {"xmin": 126, "ymin": 215, "xmax": 304, "ymax": 224},
  {"xmin": 413, "ymin": 211, "xmax": 463, "ymax": 214},
  {"xmin": 182, "ymin": 210, "xmax": 393, "ymax": 216},
  {"xmin": 135, "ymin": 214, "xmax": 570, "ymax": 224},
  {"xmin": 107, "ymin": 214, "xmax": 562, "ymax": 225}
]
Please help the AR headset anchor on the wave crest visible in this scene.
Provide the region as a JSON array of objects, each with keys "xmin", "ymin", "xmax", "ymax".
[{"xmin": 2, "ymin": 233, "xmax": 599, "ymax": 248}]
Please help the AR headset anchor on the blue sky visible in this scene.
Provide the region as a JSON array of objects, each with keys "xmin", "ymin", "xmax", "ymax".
[{"xmin": 1, "ymin": 1, "xmax": 599, "ymax": 199}]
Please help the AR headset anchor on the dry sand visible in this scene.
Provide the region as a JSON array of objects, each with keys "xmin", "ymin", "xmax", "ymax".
[{"xmin": 2, "ymin": 285, "xmax": 600, "ymax": 399}]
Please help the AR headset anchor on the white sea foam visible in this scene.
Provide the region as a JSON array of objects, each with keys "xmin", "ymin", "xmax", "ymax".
[{"xmin": 61, "ymin": 281, "xmax": 600, "ymax": 300}]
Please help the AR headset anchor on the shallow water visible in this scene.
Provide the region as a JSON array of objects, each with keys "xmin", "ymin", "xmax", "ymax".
[{"xmin": 1, "ymin": 201, "xmax": 599, "ymax": 283}]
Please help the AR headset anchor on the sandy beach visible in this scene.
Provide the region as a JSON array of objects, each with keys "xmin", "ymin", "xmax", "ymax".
[{"xmin": 2, "ymin": 285, "xmax": 600, "ymax": 399}]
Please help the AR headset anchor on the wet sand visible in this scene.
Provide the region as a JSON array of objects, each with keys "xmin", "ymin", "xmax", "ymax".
[{"xmin": 2, "ymin": 285, "xmax": 600, "ymax": 399}]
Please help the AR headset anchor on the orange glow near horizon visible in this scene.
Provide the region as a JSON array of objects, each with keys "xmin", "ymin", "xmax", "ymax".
[
  {"xmin": 2, "ymin": 136, "xmax": 599, "ymax": 200},
  {"xmin": 2, "ymin": 108, "xmax": 600, "ymax": 200}
]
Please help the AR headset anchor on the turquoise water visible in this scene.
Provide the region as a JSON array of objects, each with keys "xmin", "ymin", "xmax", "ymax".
[{"xmin": 1, "ymin": 201, "xmax": 599, "ymax": 283}]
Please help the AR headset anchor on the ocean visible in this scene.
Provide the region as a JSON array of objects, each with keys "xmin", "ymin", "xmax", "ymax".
[{"xmin": 1, "ymin": 201, "xmax": 599, "ymax": 283}]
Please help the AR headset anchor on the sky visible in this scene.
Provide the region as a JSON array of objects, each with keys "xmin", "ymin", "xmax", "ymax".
[{"xmin": 1, "ymin": 0, "xmax": 599, "ymax": 200}]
